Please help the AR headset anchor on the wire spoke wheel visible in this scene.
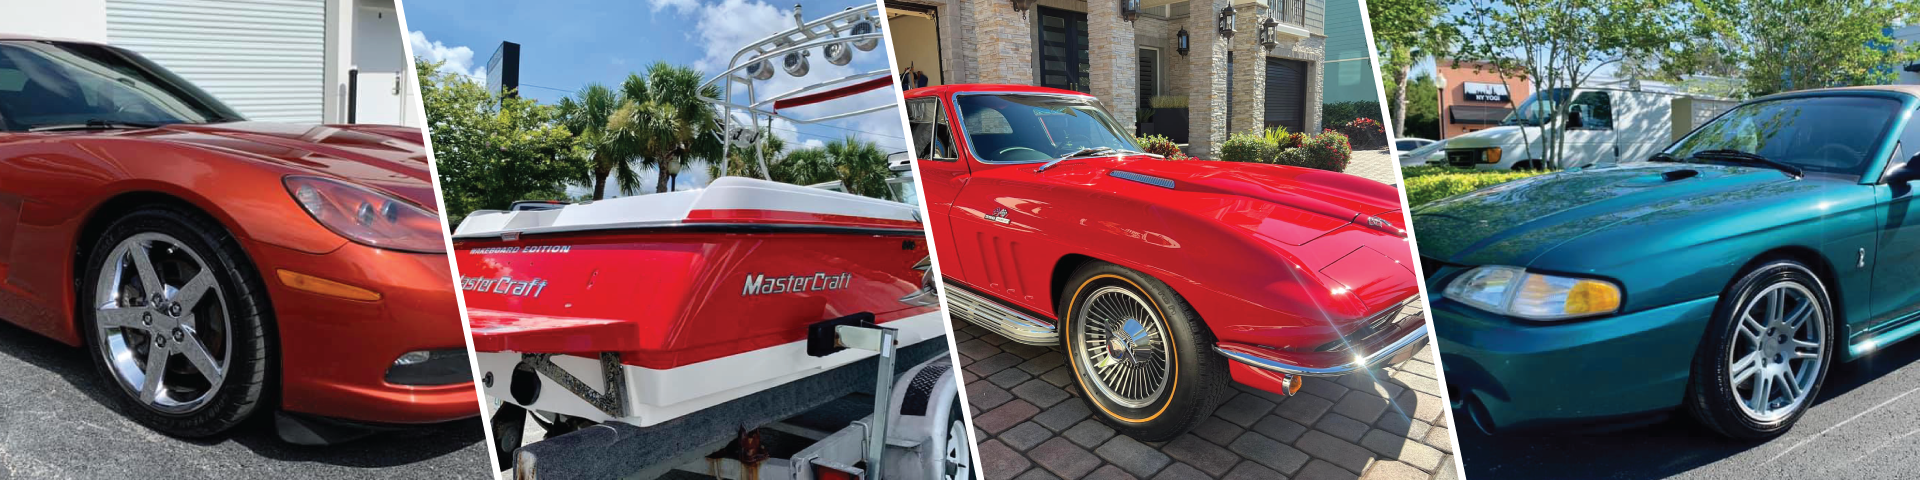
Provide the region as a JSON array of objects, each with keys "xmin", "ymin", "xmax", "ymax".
[
  {"xmin": 1727, "ymin": 282, "xmax": 1823, "ymax": 423},
  {"xmin": 94, "ymin": 232, "xmax": 232, "ymax": 415},
  {"xmin": 1075, "ymin": 286, "xmax": 1171, "ymax": 409}
]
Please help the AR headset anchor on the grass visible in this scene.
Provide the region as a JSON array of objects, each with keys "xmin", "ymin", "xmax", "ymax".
[{"xmin": 1402, "ymin": 165, "xmax": 1556, "ymax": 208}]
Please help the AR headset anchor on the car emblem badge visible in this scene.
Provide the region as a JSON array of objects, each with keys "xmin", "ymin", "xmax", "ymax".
[{"xmin": 984, "ymin": 208, "xmax": 1011, "ymax": 224}]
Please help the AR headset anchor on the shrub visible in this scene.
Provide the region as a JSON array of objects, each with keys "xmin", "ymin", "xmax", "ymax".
[
  {"xmin": 1136, "ymin": 134, "xmax": 1187, "ymax": 159},
  {"xmin": 1263, "ymin": 127, "xmax": 1304, "ymax": 150},
  {"xmin": 1150, "ymin": 96, "xmax": 1189, "ymax": 109},
  {"xmin": 1404, "ymin": 168, "xmax": 1555, "ymax": 207},
  {"xmin": 1273, "ymin": 147, "xmax": 1309, "ymax": 167},
  {"xmin": 1294, "ymin": 131, "xmax": 1352, "ymax": 172},
  {"xmin": 1218, "ymin": 133, "xmax": 1275, "ymax": 164},
  {"xmin": 1324, "ymin": 101, "xmax": 1383, "ymax": 126},
  {"xmin": 1335, "ymin": 117, "xmax": 1387, "ymax": 149}
]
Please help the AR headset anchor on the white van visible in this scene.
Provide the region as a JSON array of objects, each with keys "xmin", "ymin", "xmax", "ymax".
[{"xmin": 1440, "ymin": 86, "xmax": 1730, "ymax": 170}]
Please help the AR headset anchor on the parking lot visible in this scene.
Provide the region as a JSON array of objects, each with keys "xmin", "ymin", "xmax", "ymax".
[
  {"xmin": 0, "ymin": 321, "xmax": 487, "ymax": 479},
  {"xmin": 1456, "ymin": 334, "xmax": 1920, "ymax": 479},
  {"xmin": 957, "ymin": 320, "xmax": 1458, "ymax": 480}
]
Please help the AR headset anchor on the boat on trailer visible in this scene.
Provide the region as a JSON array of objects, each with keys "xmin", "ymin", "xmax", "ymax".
[{"xmin": 460, "ymin": 5, "xmax": 968, "ymax": 479}]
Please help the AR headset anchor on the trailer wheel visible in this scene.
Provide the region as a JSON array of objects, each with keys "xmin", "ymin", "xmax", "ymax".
[
  {"xmin": 1059, "ymin": 261, "xmax": 1227, "ymax": 441},
  {"xmin": 943, "ymin": 400, "xmax": 971, "ymax": 480}
]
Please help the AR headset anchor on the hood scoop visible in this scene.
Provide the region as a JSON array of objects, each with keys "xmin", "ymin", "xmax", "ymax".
[
  {"xmin": 1110, "ymin": 170, "xmax": 1175, "ymax": 188},
  {"xmin": 1619, "ymin": 168, "xmax": 1700, "ymax": 187},
  {"xmin": 1662, "ymin": 169, "xmax": 1700, "ymax": 181}
]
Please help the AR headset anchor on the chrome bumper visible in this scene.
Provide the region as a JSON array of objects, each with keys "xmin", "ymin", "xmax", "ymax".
[{"xmin": 1214, "ymin": 325, "xmax": 1430, "ymax": 377}]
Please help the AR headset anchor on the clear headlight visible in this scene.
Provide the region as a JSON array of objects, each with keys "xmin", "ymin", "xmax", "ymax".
[
  {"xmin": 284, "ymin": 176, "xmax": 447, "ymax": 253},
  {"xmin": 1443, "ymin": 266, "xmax": 1621, "ymax": 320}
]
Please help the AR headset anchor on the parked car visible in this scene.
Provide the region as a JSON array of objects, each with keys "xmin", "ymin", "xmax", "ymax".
[
  {"xmin": 1399, "ymin": 138, "xmax": 1446, "ymax": 167},
  {"xmin": 1421, "ymin": 86, "xmax": 1920, "ymax": 439},
  {"xmin": 1395, "ymin": 137, "xmax": 1436, "ymax": 154},
  {"xmin": 1441, "ymin": 87, "xmax": 1725, "ymax": 170},
  {"xmin": 908, "ymin": 84, "xmax": 1427, "ymax": 440},
  {"xmin": 0, "ymin": 36, "xmax": 473, "ymax": 443}
]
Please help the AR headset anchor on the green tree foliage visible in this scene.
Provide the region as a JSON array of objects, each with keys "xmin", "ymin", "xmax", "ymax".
[
  {"xmin": 556, "ymin": 83, "xmax": 641, "ymax": 199},
  {"xmin": 417, "ymin": 58, "xmax": 579, "ymax": 226},
  {"xmin": 1396, "ymin": 73, "xmax": 1442, "ymax": 140},
  {"xmin": 1692, "ymin": 0, "xmax": 1920, "ymax": 97},
  {"xmin": 704, "ymin": 128, "xmax": 788, "ymax": 181},
  {"xmin": 824, "ymin": 137, "xmax": 891, "ymax": 199},
  {"xmin": 558, "ymin": 62, "xmax": 725, "ymax": 198}
]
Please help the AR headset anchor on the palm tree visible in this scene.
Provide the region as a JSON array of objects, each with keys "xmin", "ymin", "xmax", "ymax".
[
  {"xmin": 825, "ymin": 137, "xmax": 890, "ymax": 200},
  {"xmin": 557, "ymin": 84, "xmax": 642, "ymax": 199},
  {"xmin": 617, "ymin": 62, "xmax": 724, "ymax": 193}
]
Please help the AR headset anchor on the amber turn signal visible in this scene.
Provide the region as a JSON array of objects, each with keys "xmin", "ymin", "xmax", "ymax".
[{"xmin": 277, "ymin": 269, "xmax": 383, "ymax": 302}]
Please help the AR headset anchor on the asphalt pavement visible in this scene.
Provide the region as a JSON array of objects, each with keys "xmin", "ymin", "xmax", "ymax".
[
  {"xmin": 0, "ymin": 320, "xmax": 488, "ymax": 479},
  {"xmin": 1456, "ymin": 333, "xmax": 1920, "ymax": 479}
]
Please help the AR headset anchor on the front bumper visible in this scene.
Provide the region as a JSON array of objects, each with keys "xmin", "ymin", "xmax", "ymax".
[
  {"xmin": 1435, "ymin": 294, "xmax": 1718, "ymax": 433},
  {"xmin": 251, "ymin": 240, "xmax": 478, "ymax": 424},
  {"xmin": 1215, "ymin": 299, "xmax": 1429, "ymax": 396}
]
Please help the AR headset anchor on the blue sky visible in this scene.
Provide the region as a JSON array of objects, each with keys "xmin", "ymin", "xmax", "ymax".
[{"xmin": 402, "ymin": 0, "xmax": 908, "ymax": 196}]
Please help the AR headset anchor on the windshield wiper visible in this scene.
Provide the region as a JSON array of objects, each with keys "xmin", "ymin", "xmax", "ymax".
[
  {"xmin": 1688, "ymin": 149, "xmax": 1803, "ymax": 178},
  {"xmin": 1036, "ymin": 147, "xmax": 1115, "ymax": 172},
  {"xmin": 29, "ymin": 119, "xmax": 166, "ymax": 132},
  {"xmin": 1647, "ymin": 152, "xmax": 1681, "ymax": 163}
]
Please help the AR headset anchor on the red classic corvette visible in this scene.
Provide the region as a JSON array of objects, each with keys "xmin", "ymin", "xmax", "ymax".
[
  {"xmin": 0, "ymin": 36, "xmax": 473, "ymax": 442},
  {"xmin": 908, "ymin": 84, "xmax": 1428, "ymax": 439}
]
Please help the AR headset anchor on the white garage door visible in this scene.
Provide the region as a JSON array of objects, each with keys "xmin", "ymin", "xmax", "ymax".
[{"xmin": 105, "ymin": 0, "xmax": 326, "ymax": 123}]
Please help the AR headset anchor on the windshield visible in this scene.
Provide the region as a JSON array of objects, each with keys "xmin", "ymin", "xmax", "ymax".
[
  {"xmin": 954, "ymin": 94, "xmax": 1140, "ymax": 162},
  {"xmin": 0, "ymin": 40, "xmax": 242, "ymax": 131},
  {"xmin": 1500, "ymin": 88, "xmax": 1568, "ymax": 126},
  {"xmin": 1661, "ymin": 95, "xmax": 1900, "ymax": 177}
]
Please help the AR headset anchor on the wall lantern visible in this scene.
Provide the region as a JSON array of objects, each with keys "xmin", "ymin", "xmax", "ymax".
[
  {"xmin": 1121, "ymin": 0, "xmax": 1140, "ymax": 22},
  {"xmin": 1010, "ymin": 0, "xmax": 1036, "ymax": 13},
  {"xmin": 1176, "ymin": 27, "xmax": 1190, "ymax": 56},
  {"xmin": 1217, "ymin": 7, "xmax": 1236, "ymax": 38},
  {"xmin": 1259, "ymin": 16, "xmax": 1279, "ymax": 49}
]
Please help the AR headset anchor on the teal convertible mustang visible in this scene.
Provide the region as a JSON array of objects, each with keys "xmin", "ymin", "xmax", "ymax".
[{"xmin": 1419, "ymin": 86, "xmax": 1920, "ymax": 439}]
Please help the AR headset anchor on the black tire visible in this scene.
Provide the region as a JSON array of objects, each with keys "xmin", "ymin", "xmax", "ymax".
[
  {"xmin": 1686, "ymin": 259, "xmax": 1834, "ymax": 440},
  {"xmin": 80, "ymin": 205, "xmax": 272, "ymax": 438},
  {"xmin": 1057, "ymin": 261, "xmax": 1226, "ymax": 441}
]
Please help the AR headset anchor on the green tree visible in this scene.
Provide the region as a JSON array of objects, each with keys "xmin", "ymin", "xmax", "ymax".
[
  {"xmin": 614, "ymin": 62, "xmax": 725, "ymax": 193},
  {"xmin": 1693, "ymin": 0, "xmax": 1920, "ymax": 97},
  {"xmin": 1369, "ymin": 0, "xmax": 1450, "ymax": 138},
  {"xmin": 417, "ymin": 58, "xmax": 579, "ymax": 225},
  {"xmin": 1402, "ymin": 73, "xmax": 1442, "ymax": 140},
  {"xmin": 825, "ymin": 137, "xmax": 891, "ymax": 199},
  {"xmin": 557, "ymin": 83, "xmax": 642, "ymax": 199}
]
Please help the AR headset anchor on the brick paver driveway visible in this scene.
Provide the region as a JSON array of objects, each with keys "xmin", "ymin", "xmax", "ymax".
[
  {"xmin": 956, "ymin": 320, "xmax": 1456, "ymax": 480},
  {"xmin": 1343, "ymin": 148, "xmax": 1402, "ymax": 186}
]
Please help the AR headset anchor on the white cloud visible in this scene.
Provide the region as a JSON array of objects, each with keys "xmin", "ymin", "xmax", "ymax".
[
  {"xmin": 650, "ymin": 0, "xmax": 703, "ymax": 15},
  {"xmin": 409, "ymin": 31, "xmax": 486, "ymax": 79}
]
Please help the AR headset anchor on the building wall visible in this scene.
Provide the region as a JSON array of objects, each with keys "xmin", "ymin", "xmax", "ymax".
[
  {"xmin": 0, "ymin": 0, "xmax": 109, "ymax": 42},
  {"xmin": 1318, "ymin": 0, "xmax": 1376, "ymax": 106},
  {"xmin": 1436, "ymin": 59, "xmax": 1531, "ymax": 138}
]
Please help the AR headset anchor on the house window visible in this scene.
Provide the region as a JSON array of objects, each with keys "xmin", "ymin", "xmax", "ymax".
[{"xmin": 1137, "ymin": 47, "xmax": 1160, "ymax": 107}]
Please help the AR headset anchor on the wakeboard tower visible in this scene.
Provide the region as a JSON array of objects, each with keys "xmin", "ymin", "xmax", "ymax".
[{"xmin": 459, "ymin": 5, "xmax": 966, "ymax": 479}]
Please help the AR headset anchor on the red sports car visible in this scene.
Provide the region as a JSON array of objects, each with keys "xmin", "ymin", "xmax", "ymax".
[
  {"xmin": 909, "ymin": 84, "xmax": 1427, "ymax": 439},
  {"xmin": 0, "ymin": 36, "xmax": 474, "ymax": 443}
]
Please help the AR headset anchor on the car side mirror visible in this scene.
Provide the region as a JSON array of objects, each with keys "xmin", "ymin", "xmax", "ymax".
[{"xmin": 1891, "ymin": 153, "xmax": 1920, "ymax": 185}]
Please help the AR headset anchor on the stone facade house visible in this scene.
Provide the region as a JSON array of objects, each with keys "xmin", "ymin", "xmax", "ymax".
[{"xmin": 885, "ymin": 0, "xmax": 1332, "ymax": 158}]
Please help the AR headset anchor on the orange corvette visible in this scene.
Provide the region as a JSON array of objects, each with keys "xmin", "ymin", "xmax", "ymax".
[{"xmin": 0, "ymin": 36, "xmax": 474, "ymax": 443}]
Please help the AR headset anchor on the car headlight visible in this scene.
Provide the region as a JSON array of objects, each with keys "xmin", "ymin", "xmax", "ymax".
[
  {"xmin": 284, "ymin": 176, "xmax": 447, "ymax": 253},
  {"xmin": 1443, "ymin": 266, "xmax": 1621, "ymax": 320}
]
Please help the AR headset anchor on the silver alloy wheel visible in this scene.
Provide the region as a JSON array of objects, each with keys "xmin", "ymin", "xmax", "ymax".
[
  {"xmin": 1727, "ymin": 282, "xmax": 1824, "ymax": 423},
  {"xmin": 944, "ymin": 418, "xmax": 971, "ymax": 480},
  {"xmin": 1074, "ymin": 286, "xmax": 1171, "ymax": 409},
  {"xmin": 94, "ymin": 232, "xmax": 231, "ymax": 414}
]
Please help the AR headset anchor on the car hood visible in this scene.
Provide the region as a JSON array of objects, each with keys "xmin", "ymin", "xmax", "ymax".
[
  {"xmin": 1413, "ymin": 162, "xmax": 1819, "ymax": 267},
  {"xmin": 128, "ymin": 122, "xmax": 435, "ymax": 208},
  {"xmin": 1107, "ymin": 157, "xmax": 1407, "ymax": 231}
]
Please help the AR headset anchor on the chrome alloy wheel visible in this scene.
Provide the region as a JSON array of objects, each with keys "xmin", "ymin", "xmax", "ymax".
[
  {"xmin": 1074, "ymin": 286, "xmax": 1171, "ymax": 408},
  {"xmin": 944, "ymin": 417, "xmax": 971, "ymax": 480},
  {"xmin": 94, "ymin": 232, "xmax": 232, "ymax": 415},
  {"xmin": 1728, "ymin": 282, "xmax": 1824, "ymax": 423}
]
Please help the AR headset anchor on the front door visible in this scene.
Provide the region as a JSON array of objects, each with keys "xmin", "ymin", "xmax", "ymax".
[
  {"xmin": 1037, "ymin": 7, "xmax": 1090, "ymax": 93},
  {"xmin": 907, "ymin": 95, "xmax": 971, "ymax": 281}
]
